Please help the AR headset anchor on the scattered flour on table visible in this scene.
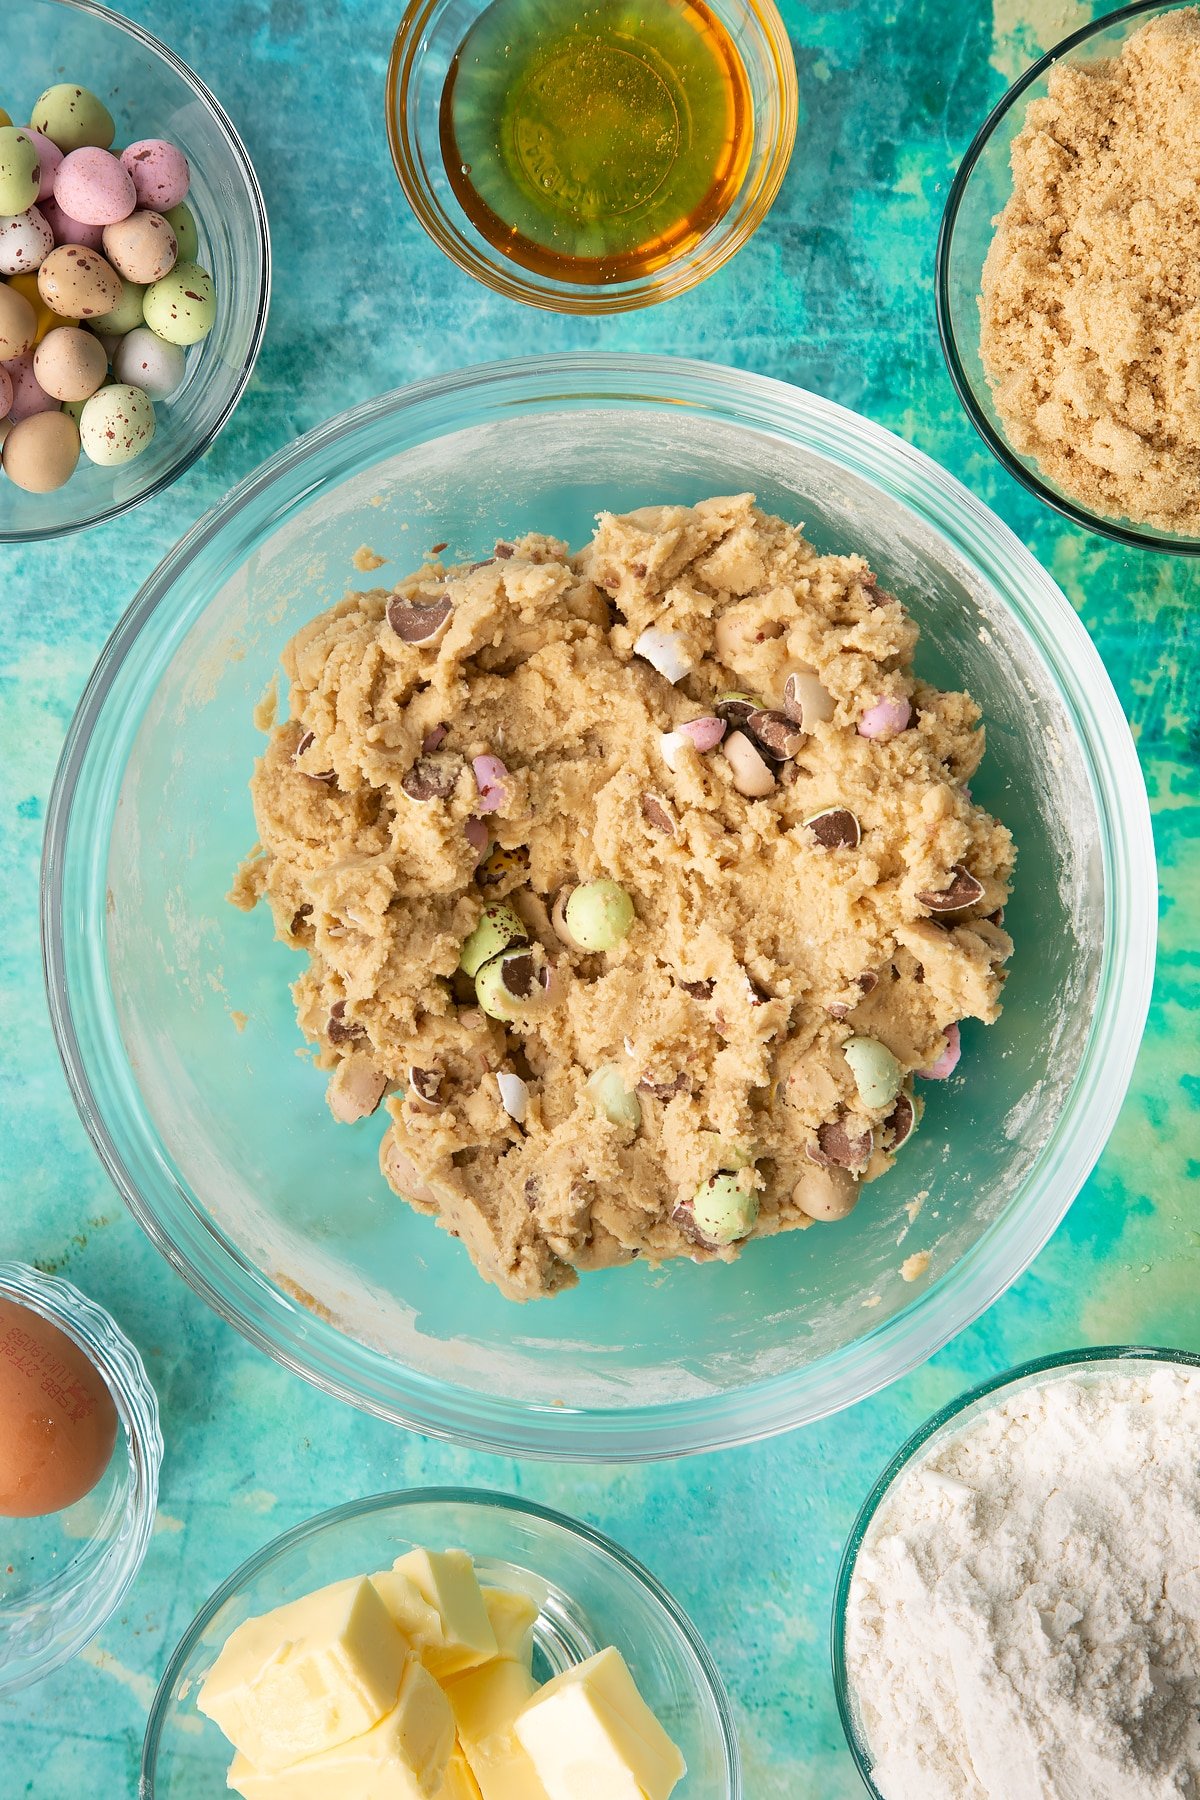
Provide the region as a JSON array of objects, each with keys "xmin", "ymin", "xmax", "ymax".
[{"xmin": 846, "ymin": 1367, "xmax": 1200, "ymax": 1799}]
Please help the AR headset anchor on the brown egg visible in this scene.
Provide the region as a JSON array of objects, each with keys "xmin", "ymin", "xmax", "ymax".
[
  {"xmin": 102, "ymin": 210, "xmax": 177, "ymax": 285},
  {"xmin": 34, "ymin": 325, "xmax": 107, "ymax": 401},
  {"xmin": 37, "ymin": 244, "xmax": 121, "ymax": 319},
  {"xmin": 0, "ymin": 279, "xmax": 37, "ymax": 358},
  {"xmin": 2, "ymin": 410, "xmax": 81, "ymax": 493},
  {"xmin": 0, "ymin": 1296, "xmax": 118, "ymax": 1515}
]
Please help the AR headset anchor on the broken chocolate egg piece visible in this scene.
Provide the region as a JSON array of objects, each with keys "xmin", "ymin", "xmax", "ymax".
[
  {"xmin": 387, "ymin": 594, "xmax": 452, "ymax": 646},
  {"xmin": 475, "ymin": 841, "xmax": 530, "ymax": 891},
  {"xmin": 680, "ymin": 977, "xmax": 715, "ymax": 999},
  {"xmin": 808, "ymin": 1118, "xmax": 874, "ymax": 1171},
  {"xmin": 637, "ymin": 1071, "xmax": 690, "ymax": 1100},
  {"xmin": 407, "ymin": 1065, "xmax": 443, "ymax": 1109},
  {"xmin": 327, "ymin": 1055, "xmax": 388, "ymax": 1124},
  {"xmin": 919, "ymin": 1021, "xmax": 962, "ymax": 1080},
  {"xmin": 464, "ymin": 817, "xmax": 490, "ymax": 863},
  {"xmin": 883, "ymin": 1089, "xmax": 918, "ymax": 1150},
  {"xmin": 494, "ymin": 540, "xmax": 515, "ymax": 559},
  {"xmin": 916, "ymin": 865, "xmax": 985, "ymax": 914},
  {"xmin": 421, "ymin": 722, "xmax": 448, "ymax": 753},
  {"xmin": 495, "ymin": 1069, "xmax": 529, "ymax": 1124},
  {"xmin": 293, "ymin": 731, "xmax": 335, "ymax": 783},
  {"xmin": 722, "ymin": 729, "xmax": 776, "ymax": 798},
  {"xmin": 804, "ymin": 807, "xmax": 862, "ymax": 850},
  {"xmin": 632, "ymin": 625, "xmax": 691, "ymax": 684},
  {"xmin": 382, "ymin": 1136, "xmax": 436, "ymax": 1207},
  {"xmin": 714, "ymin": 690, "xmax": 762, "ymax": 727},
  {"xmin": 640, "ymin": 793, "xmax": 676, "ymax": 836},
  {"xmin": 782, "ymin": 667, "xmax": 835, "ymax": 729},
  {"xmin": 327, "ymin": 1000, "xmax": 366, "ymax": 1045},
  {"xmin": 401, "ymin": 754, "xmax": 460, "ymax": 802},
  {"xmin": 747, "ymin": 709, "xmax": 806, "ymax": 759}
]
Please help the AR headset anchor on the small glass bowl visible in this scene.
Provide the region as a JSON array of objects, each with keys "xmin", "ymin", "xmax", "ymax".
[
  {"xmin": 831, "ymin": 1345, "xmax": 1200, "ymax": 1795},
  {"xmin": 0, "ymin": 0, "xmax": 270, "ymax": 543},
  {"xmin": 141, "ymin": 1486, "xmax": 742, "ymax": 1798},
  {"xmin": 0, "ymin": 1261, "xmax": 162, "ymax": 1692},
  {"xmin": 386, "ymin": 0, "xmax": 797, "ymax": 312},
  {"xmin": 936, "ymin": 0, "xmax": 1200, "ymax": 553}
]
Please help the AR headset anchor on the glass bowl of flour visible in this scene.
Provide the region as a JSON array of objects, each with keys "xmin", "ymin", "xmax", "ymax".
[{"xmin": 834, "ymin": 1346, "xmax": 1200, "ymax": 1800}]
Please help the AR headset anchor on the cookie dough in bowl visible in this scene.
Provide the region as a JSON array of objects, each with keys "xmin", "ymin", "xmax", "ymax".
[{"xmin": 236, "ymin": 495, "xmax": 1014, "ymax": 1302}]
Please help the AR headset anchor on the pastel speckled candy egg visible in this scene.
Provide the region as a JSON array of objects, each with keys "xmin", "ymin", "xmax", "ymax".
[
  {"xmin": 40, "ymin": 195, "xmax": 104, "ymax": 250},
  {"xmin": 112, "ymin": 325, "xmax": 185, "ymax": 400},
  {"xmin": 55, "ymin": 147, "xmax": 135, "ymax": 227},
  {"xmin": 79, "ymin": 381, "xmax": 155, "ymax": 465},
  {"xmin": 0, "ymin": 279, "xmax": 37, "ymax": 357},
  {"xmin": 143, "ymin": 261, "xmax": 214, "ymax": 345},
  {"xmin": 22, "ymin": 129, "xmax": 63, "ymax": 202},
  {"xmin": 34, "ymin": 325, "xmax": 107, "ymax": 401},
  {"xmin": 2, "ymin": 409, "xmax": 79, "ymax": 491},
  {"xmin": 121, "ymin": 139, "xmax": 189, "ymax": 211},
  {"xmin": 2, "ymin": 349, "xmax": 59, "ymax": 420},
  {"xmin": 163, "ymin": 200, "xmax": 198, "ymax": 262},
  {"xmin": 30, "ymin": 84, "xmax": 115, "ymax": 153},
  {"xmin": 0, "ymin": 362, "xmax": 12, "ymax": 414},
  {"xmin": 0, "ymin": 126, "xmax": 41, "ymax": 214},
  {"xmin": 90, "ymin": 276, "xmax": 145, "ymax": 337},
  {"xmin": 38, "ymin": 244, "xmax": 121, "ymax": 318},
  {"xmin": 7, "ymin": 271, "xmax": 77, "ymax": 342},
  {"xmin": 102, "ymin": 210, "xmax": 176, "ymax": 284},
  {"xmin": 0, "ymin": 206, "xmax": 54, "ymax": 275}
]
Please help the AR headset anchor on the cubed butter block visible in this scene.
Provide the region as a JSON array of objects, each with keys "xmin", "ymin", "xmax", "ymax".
[
  {"xmin": 481, "ymin": 1587, "xmax": 538, "ymax": 1669},
  {"xmin": 446, "ymin": 1658, "xmax": 551, "ymax": 1800},
  {"xmin": 514, "ymin": 1647, "xmax": 686, "ymax": 1800},
  {"xmin": 226, "ymin": 1655, "xmax": 454, "ymax": 1800},
  {"xmin": 371, "ymin": 1568, "xmax": 447, "ymax": 1656},
  {"xmin": 436, "ymin": 1743, "xmax": 484, "ymax": 1800},
  {"xmin": 198, "ymin": 1577, "xmax": 409, "ymax": 1771},
  {"xmin": 390, "ymin": 1549, "xmax": 498, "ymax": 1679}
]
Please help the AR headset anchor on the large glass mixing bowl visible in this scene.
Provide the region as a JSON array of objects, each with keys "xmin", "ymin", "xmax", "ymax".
[{"xmin": 42, "ymin": 354, "xmax": 1155, "ymax": 1460}]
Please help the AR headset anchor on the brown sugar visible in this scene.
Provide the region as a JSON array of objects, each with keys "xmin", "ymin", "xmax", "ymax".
[{"xmin": 980, "ymin": 9, "xmax": 1200, "ymax": 534}]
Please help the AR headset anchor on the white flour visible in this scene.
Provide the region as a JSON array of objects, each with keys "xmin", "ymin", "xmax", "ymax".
[{"xmin": 845, "ymin": 1365, "xmax": 1200, "ymax": 1799}]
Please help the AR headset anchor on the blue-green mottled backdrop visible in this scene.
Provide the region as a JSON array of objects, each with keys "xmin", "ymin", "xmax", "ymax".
[{"xmin": 2, "ymin": 1, "xmax": 1197, "ymax": 1794}]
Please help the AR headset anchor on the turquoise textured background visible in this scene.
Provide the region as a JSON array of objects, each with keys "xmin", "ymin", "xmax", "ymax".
[{"xmin": 2, "ymin": 1, "xmax": 1198, "ymax": 1793}]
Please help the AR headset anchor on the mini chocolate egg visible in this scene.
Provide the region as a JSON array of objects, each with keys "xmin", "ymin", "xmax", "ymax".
[
  {"xmin": 0, "ymin": 126, "xmax": 41, "ymax": 214},
  {"xmin": 2, "ymin": 407, "xmax": 80, "ymax": 492},
  {"xmin": 54, "ymin": 147, "xmax": 135, "ymax": 227},
  {"xmin": 0, "ymin": 206, "xmax": 54, "ymax": 275},
  {"xmin": 79, "ymin": 381, "xmax": 155, "ymax": 465},
  {"xmin": 40, "ymin": 194, "xmax": 104, "ymax": 250},
  {"xmin": 7, "ymin": 271, "xmax": 78, "ymax": 342},
  {"xmin": 0, "ymin": 279, "xmax": 37, "ymax": 357},
  {"xmin": 0, "ymin": 362, "xmax": 11, "ymax": 414},
  {"xmin": 90, "ymin": 276, "xmax": 145, "ymax": 337},
  {"xmin": 102, "ymin": 210, "xmax": 176, "ymax": 285},
  {"xmin": 38, "ymin": 244, "xmax": 121, "ymax": 318},
  {"xmin": 34, "ymin": 324, "xmax": 107, "ymax": 401},
  {"xmin": 22, "ymin": 128, "xmax": 63, "ymax": 202},
  {"xmin": 121, "ymin": 139, "xmax": 189, "ymax": 211},
  {"xmin": 163, "ymin": 200, "xmax": 199, "ymax": 262},
  {"xmin": 3, "ymin": 349, "xmax": 58, "ymax": 420},
  {"xmin": 112, "ymin": 324, "xmax": 185, "ymax": 400},
  {"xmin": 30, "ymin": 84, "xmax": 115, "ymax": 154},
  {"xmin": 143, "ymin": 261, "xmax": 214, "ymax": 346},
  {"xmin": 0, "ymin": 1295, "xmax": 117, "ymax": 1514}
]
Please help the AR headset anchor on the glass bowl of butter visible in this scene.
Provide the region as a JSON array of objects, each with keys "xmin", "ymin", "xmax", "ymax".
[{"xmin": 141, "ymin": 1486, "xmax": 741, "ymax": 1798}]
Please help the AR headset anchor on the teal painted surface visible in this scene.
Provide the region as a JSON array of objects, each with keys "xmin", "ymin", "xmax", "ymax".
[{"xmin": 1, "ymin": 0, "xmax": 1196, "ymax": 1793}]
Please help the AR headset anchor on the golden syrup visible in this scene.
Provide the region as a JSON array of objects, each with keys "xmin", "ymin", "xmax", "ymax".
[{"xmin": 440, "ymin": 0, "xmax": 754, "ymax": 284}]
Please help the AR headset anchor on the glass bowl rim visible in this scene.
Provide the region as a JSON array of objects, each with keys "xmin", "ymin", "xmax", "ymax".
[
  {"xmin": 41, "ymin": 350, "xmax": 1157, "ymax": 1462},
  {"xmin": 0, "ymin": 1259, "xmax": 163, "ymax": 1692},
  {"xmin": 935, "ymin": 0, "xmax": 1200, "ymax": 555},
  {"xmin": 830, "ymin": 1343, "xmax": 1200, "ymax": 1793},
  {"xmin": 384, "ymin": 0, "xmax": 799, "ymax": 314},
  {"xmin": 139, "ymin": 1482, "xmax": 742, "ymax": 1796},
  {"xmin": 0, "ymin": 0, "xmax": 272, "ymax": 546}
]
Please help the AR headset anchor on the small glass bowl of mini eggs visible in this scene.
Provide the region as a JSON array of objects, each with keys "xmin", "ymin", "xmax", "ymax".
[{"xmin": 0, "ymin": 0, "xmax": 269, "ymax": 540}]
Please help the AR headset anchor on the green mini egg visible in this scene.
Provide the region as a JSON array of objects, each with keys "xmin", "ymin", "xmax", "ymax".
[
  {"xmin": 78, "ymin": 382, "xmax": 156, "ymax": 466},
  {"xmin": 90, "ymin": 277, "xmax": 146, "ymax": 337},
  {"xmin": 31, "ymin": 83, "xmax": 115, "ymax": 152},
  {"xmin": 0, "ymin": 126, "xmax": 41, "ymax": 214},
  {"xmin": 163, "ymin": 200, "xmax": 199, "ymax": 263},
  {"xmin": 143, "ymin": 261, "xmax": 215, "ymax": 346}
]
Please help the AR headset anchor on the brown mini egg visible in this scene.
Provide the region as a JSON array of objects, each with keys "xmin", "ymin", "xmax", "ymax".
[
  {"xmin": 34, "ymin": 325, "xmax": 107, "ymax": 401},
  {"xmin": 37, "ymin": 244, "xmax": 121, "ymax": 319},
  {"xmin": 102, "ymin": 210, "xmax": 177, "ymax": 285},
  {"xmin": 0, "ymin": 1296, "xmax": 118, "ymax": 1516},
  {"xmin": 0, "ymin": 279, "xmax": 37, "ymax": 358},
  {"xmin": 2, "ymin": 410, "xmax": 81, "ymax": 493}
]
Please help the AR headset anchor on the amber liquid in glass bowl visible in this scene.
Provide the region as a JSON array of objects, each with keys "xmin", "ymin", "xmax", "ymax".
[{"xmin": 439, "ymin": 0, "xmax": 752, "ymax": 283}]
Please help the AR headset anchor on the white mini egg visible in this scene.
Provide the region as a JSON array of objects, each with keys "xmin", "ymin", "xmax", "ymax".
[
  {"xmin": 0, "ymin": 205, "xmax": 54, "ymax": 275},
  {"xmin": 112, "ymin": 325, "xmax": 185, "ymax": 400},
  {"xmin": 78, "ymin": 381, "xmax": 155, "ymax": 465}
]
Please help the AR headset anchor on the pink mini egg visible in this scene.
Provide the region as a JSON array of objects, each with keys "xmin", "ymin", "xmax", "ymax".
[
  {"xmin": 3, "ymin": 350, "xmax": 59, "ymax": 420},
  {"xmin": 54, "ymin": 147, "xmax": 136, "ymax": 227},
  {"xmin": 121, "ymin": 139, "xmax": 189, "ymax": 211},
  {"xmin": 0, "ymin": 206, "xmax": 54, "ymax": 275},
  {"xmin": 40, "ymin": 195, "xmax": 105, "ymax": 250},
  {"xmin": 0, "ymin": 364, "xmax": 12, "ymax": 416},
  {"xmin": 22, "ymin": 128, "xmax": 63, "ymax": 202}
]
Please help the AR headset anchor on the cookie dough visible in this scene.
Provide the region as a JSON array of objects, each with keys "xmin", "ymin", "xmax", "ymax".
[{"xmin": 232, "ymin": 495, "xmax": 1014, "ymax": 1302}]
